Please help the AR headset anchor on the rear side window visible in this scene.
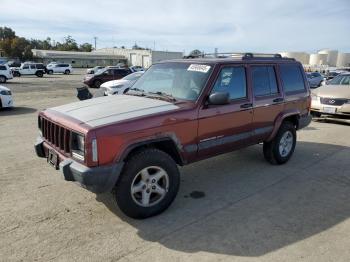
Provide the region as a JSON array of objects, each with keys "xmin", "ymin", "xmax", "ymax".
[
  {"xmin": 280, "ymin": 64, "xmax": 306, "ymax": 92},
  {"xmin": 0, "ymin": 66, "xmax": 6, "ymax": 70},
  {"xmin": 252, "ymin": 66, "xmax": 278, "ymax": 96},
  {"xmin": 211, "ymin": 66, "xmax": 247, "ymax": 100}
]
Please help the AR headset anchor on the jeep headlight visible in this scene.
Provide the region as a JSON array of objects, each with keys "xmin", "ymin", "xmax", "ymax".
[{"xmin": 72, "ymin": 132, "xmax": 85, "ymax": 160}]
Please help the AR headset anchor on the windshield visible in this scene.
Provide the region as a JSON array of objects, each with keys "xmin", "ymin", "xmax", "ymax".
[
  {"xmin": 328, "ymin": 75, "xmax": 350, "ymax": 85},
  {"xmin": 130, "ymin": 62, "xmax": 213, "ymax": 101},
  {"xmin": 123, "ymin": 72, "xmax": 143, "ymax": 81}
]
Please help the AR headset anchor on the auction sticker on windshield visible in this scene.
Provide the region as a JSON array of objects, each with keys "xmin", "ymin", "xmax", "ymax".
[{"xmin": 187, "ymin": 64, "xmax": 211, "ymax": 73}]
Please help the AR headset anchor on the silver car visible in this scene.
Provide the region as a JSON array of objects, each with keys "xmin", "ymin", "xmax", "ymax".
[{"xmin": 306, "ymin": 72, "xmax": 324, "ymax": 88}]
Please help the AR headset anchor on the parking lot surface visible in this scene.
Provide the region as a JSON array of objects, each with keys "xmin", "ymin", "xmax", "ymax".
[{"xmin": 1, "ymin": 70, "xmax": 349, "ymax": 262}]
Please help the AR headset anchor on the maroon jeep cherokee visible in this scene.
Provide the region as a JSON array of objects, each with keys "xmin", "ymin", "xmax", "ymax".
[{"xmin": 35, "ymin": 53, "xmax": 311, "ymax": 219}]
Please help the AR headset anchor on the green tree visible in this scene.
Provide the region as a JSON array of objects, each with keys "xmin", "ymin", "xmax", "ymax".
[
  {"xmin": 79, "ymin": 43, "xmax": 93, "ymax": 52},
  {"xmin": 56, "ymin": 36, "xmax": 79, "ymax": 51},
  {"xmin": 0, "ymin": 27, "xmax": 16, "ymax": 41}
]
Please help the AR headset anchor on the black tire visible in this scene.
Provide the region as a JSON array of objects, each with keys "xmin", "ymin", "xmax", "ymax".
[
  {"xmin": 115, "ymin": 148, "xmax": 180, "ymax": 219},
  {"xmin": 93, "ymin": 79, "xmax": 102, "ymax": 88},
  {"xmin": 311, "ymin": 111, "xmax": 321, "ymax": 118},
  {"xmin": 36, "ymin": 71, "xmax": 43, "ymax": 77},
  {"xmin": 263, "ymin": 121, "xmax": 296, "ymax": 165},
  {"xmin": 48, "ymin": 70, "xmax": 53, "ymax": 74},
  {"xmin": 0, "ymin": 76, "xmax": 6, "ymax": 83},
  {"xmin": 64, "ymin": 69, "xmax": 70, "ymax": 75}
]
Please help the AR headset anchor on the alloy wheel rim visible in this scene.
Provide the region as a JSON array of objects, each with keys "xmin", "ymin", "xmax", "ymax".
[
  {"xmin": 130, "ymin": 166, "xmax": 169, "ymax": 207},
  {"xmin": 279, "ymin": 131, "xmax": 294, "ymax": 157}
]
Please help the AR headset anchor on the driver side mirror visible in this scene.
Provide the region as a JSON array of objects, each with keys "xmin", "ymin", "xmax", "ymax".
[{"xmin": 208, "ymin": 92, "xmax": 230, "ymax": 105}]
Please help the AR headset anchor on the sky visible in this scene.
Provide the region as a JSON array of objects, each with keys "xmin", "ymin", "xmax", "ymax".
[{"xmin": 1, "ymin": 0, "xmax": 349, "ymax": 54}]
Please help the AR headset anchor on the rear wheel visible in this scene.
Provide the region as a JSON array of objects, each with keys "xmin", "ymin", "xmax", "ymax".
[
  {"xmin": 0, "ymin": 76, "xmax": 6, "ymax": 83},
  {"xmin": 36, "ymin": 71, "xmax": 43, "ymax": 77},
  {"xmin": 115, "ymin": 148, "xmax": 180, "ymax": 219},
  {"xmin": 263, "ymin": 121, "xmax": 296, "ymax": 165}
]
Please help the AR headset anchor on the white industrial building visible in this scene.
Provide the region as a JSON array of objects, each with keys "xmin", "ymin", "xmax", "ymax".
[
  {"xmin": 95, "ymin": 48, "xmax": 183, "ymax": 68},
  {"xmin": 32, "ymin": 49, "xmax": 127, "ymax": 68},
  {"xmin": 32, "ymin": 48, "xmax": 183, "ymax": 68},
  {"xmin": 280, "ymin": 49, "xmax": 350, "ymax": 68},
  {"xmin": 279, "ymin": 52, "xmax": 310, "ymax": 65}
]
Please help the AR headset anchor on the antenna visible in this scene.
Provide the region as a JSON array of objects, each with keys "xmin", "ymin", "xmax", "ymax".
[{"xmin": 93, "ymin": 36, "xmax": 98, "ymax": 50}]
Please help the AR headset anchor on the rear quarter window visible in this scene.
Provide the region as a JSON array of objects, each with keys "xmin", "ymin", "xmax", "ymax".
[{"xmin": 280, "ymin": 64, "xmax": 306, "ymax": 93}]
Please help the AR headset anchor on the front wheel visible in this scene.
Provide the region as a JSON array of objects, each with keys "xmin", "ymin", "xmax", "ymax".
[
  {"xmin": 115, "ymin": 148, "xmax": 180, "ymax": 219},
  {"xmin": 64, "ymin": 69, "xmax": 70, "ymax": 75},
  {"xmin": 263, "ymin": 121, "xmax": 296, "ymax": 165},
  {"xmin": 47, "ymin": 70, "xmax": 53, "ymax": 74},
  {"xmin": 0, "ymin": 76, "xmax": 6, "ymax": 83}
]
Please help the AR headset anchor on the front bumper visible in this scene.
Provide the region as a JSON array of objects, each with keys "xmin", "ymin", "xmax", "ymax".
[
  {"xmin": 35, "ymin": 137, "xmax": 124, "ymax": 194},
  {"xmin": 311, "ymin": 98, "xmax": 350, "ymax": 116}
]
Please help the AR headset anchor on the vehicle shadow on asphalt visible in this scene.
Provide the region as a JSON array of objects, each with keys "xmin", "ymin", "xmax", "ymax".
[
  {"xmin": 0, "ymin": 106, "xmax": 37, "ymax": 116},
  {"xmin": 97, "ymin": 141, "xmax": 350, "ymax": 257}
]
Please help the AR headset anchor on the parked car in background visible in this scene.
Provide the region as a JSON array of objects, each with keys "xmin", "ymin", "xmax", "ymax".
[
  {"xmin": 130, "ymin": 66, "xmax": 145, "ymax": 72},
  {"xmin": 12, "ymin": 63, "xmax": 45, "ymax": 77},
  {"xmin": 324, "ymin": 71, "xmax": 339, "ymax": 80},
  {"xmin": 306, "ymin": 72, "xmax": 324, "ymax": 88},
  {"xmin": 83, "ymin": 67, "xmax": 132, "ymax": 88},
  {"xmin": 47, "ymin": 63, "xmax": 73, "ymax": 75},
  {"xmin": 86, "ymin": 66, "xmax": 105, "ymax": 75},
  {"xmin": 311, "ymin": 73, "xmax": 350, "ymax": 117},
  {"xmin": 102, "ymin": 71, "xmax": 144, "ymax": 95},
  {"xmin": 35, "ymin": 53, "xmax": 311, "ymax": 219},
  {"xmin": 0, "ymin": 85, "xmax": 14, "ymax": 108},
  {"xmin": 7, "ymin": 61, "xmax": 21, "ymax": 68},
  {"xmin": 0, "ymin": 64, "xmax": 13, "ymax": 83}
]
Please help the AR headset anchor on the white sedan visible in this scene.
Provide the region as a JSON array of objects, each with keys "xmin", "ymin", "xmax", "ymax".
[
  {"xmin": 0, "ymin": 85, "xmax": 14, "ymax": 108},
  {"xmin": 102, "ymin": 71, "xmax": 144, "ymax": 96}
]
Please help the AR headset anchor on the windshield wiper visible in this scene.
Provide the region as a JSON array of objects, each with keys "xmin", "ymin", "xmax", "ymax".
[
  {"xmin": 126, "ymin": 87, "xmax": 146, "ymax": 96},
  {"xmin": 148, "ymin": 91, "xmax": 177, "ymax": 102}
]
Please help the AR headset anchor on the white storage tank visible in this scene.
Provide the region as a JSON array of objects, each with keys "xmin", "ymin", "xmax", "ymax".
[
  {"xmin": 336, "ymin": 53, "xmax": 350, "ymax": 67},
  {"xmin": 318, "ymin": 49, "xmax": 338, "ymax": 66},
  {"xmin": 309, "ymin": 54, "xmax": 328, "ymax": 66},
  {"xmin": 279, "ymin": 52, "xmax": 310, "ymax": 64}
]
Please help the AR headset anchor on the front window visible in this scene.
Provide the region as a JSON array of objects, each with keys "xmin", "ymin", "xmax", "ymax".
[{"xmin": 130, "ymin": 62, "xmax": 213, "ymax": 101}]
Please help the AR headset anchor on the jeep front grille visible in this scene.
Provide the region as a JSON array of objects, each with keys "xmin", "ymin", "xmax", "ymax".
[
  {"xmin": 39, "ymin": 117, "xmax": 71, "ymax": 153},
  {"xmin": 320, "ymin": 97, "xmax": 348, "ymax": 106}
]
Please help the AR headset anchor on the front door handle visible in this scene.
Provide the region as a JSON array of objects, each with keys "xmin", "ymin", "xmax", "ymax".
[
  {"xmin": 240, "ymin": 103, "xmax": 253, "ymax": 109},
  {"xmin": 273, "ymin": 98, "xmax": 284, "ymax": 103}
]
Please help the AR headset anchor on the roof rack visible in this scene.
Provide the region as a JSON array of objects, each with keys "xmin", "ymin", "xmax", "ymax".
[{"xmin": 197, "ymin": 52, "xmax": 295, "ymax": 60}]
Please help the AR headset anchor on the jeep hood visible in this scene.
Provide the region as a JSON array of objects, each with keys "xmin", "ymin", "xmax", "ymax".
[
  {"xmin": 49, "ymin": 95, "xmax": 179, "ymax": 127},
  {"xmin": 312, "ymin": 85, "xmax": 350, "ymax": 98}
]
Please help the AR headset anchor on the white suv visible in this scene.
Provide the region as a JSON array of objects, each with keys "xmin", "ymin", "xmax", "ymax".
[
  {"xmin": 47, "ymin": 63, "xmax": 73, "ymax": 75},
  {"xmin": 0, "ymin": 64, "xmax": 13, "ymax": 83}
]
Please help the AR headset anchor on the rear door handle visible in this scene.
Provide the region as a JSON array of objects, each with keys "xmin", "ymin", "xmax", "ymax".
[
  {"xmin": 273, "ymin": 98, "xmax": 284, "ymax": 103},
  {"xmin": 240, "ymin": 103, "xmax": 253, "ymax": 109}
]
